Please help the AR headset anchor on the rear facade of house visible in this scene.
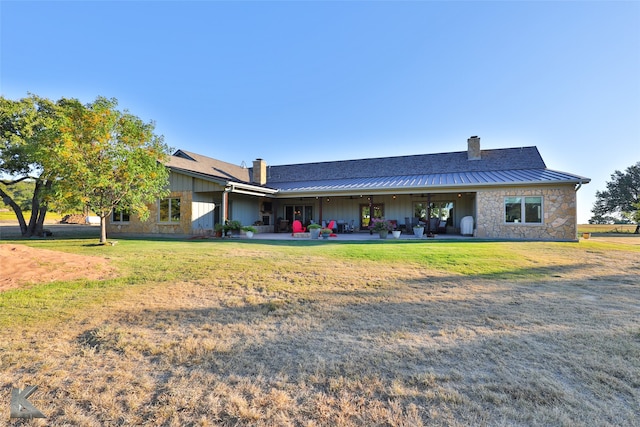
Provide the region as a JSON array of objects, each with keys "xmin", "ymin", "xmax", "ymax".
[{"xmin": 107, "ymin": 137, "xmax": 590, "ymax": 241}]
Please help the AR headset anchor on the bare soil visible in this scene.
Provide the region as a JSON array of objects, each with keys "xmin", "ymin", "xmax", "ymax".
[{"xmin": 0, "ymin": 244, "xmax": 116, "ymax": 292}]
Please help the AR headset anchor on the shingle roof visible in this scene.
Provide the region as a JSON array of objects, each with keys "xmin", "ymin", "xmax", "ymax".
[
  {"xmin": 266, "ymin": 147, "xmax": 547, "ymax": 183},
  {"xmin": 167, "ymin": 149, "xmax": 250, "ymax": 182}
]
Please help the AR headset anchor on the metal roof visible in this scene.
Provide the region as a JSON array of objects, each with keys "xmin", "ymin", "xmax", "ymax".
[{"xmin": 274, "ymin": 168, "xmax": 590, "ymax": 194}]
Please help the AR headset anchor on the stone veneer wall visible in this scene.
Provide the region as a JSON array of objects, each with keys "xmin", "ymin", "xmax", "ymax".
[
  {"xmin": 108, "ymin": 191, "xmax": 193, "ymax": 236},
  {"xmin": 475, "ymin": 186, "xmax": 578, "ymax": 241}
]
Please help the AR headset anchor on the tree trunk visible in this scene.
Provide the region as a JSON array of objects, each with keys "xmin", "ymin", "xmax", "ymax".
[
  {"xmin": 100, "ymin": 215, "xmax": 108, "ymax": 244},
  {"xmin": 33, "ymin": 203, "xmax": 49, "ymax": 237},
  {"xmin": 34, "ymin": 181, "xmax": 52, "ymax": 236},
  {"xmin": 25, "ymin": 180, "xmax": 50, "ymax": 237},
  {"xmin": 0, "ymin": 187, "xmax": 28, "ymax": 235}
]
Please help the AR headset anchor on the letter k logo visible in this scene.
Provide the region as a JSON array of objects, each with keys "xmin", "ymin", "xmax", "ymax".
[{"xmin": 10, "ymin": 385, "xmax": 46, "ymax": 419}]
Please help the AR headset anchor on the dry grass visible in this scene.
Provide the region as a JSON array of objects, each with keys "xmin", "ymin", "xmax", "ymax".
[
  {"xmin": 578, "ymin": 223, "xmax": 638, "ymax": 234},
  {"xmin": 1, "ymin": 238, "xmax": 639, "ymax": 426}
]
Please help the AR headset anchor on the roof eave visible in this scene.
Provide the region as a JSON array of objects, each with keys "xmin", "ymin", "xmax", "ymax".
[
  {"xmin": 169, "ymin": 166, "xmax": 278, "ymax": 196},
  {"xmin": 227, "ymin": 181, "xmax": 278, "ymax": 196},
  {"xmin": 168, "ymin": 166, "xmax": 229, "ymax": 185},
  {"xmin": 275, "ymin": 179, "xmax": 589, "ymax": 197}
]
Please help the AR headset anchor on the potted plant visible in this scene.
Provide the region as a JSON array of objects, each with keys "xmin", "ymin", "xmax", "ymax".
[
  {"xmin": 320, "ymin": 227, "xmax": 332, "ymax": 239},
  {"xmin": 392, "ymin": 229, "xmax": 401, "ymax": 239},
  {"xmin": 214, "ymin": 223, "xmax": 224, "ymax": 238},
  {"xmin": 413, "ymin": 223, "xmax": 424, "ymax": 238},
  {"xmin": 370, "ymin": 218, "xmax": 395, "ymax": 239},
  {"xmin": 308, "ymin": 223, "xmax": 322, "ymax": 239},
  {"xmin": 224, "ymin": 220, "xmax": 242, "ymax": 236},
  {"xmin": 242, "ymin": 225, "xmax": 256, "ymax": 238}
]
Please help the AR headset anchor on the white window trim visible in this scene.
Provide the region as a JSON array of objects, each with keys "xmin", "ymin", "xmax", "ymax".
[{"xmin": 504, "ymin": 196, "xmax": 543, "ymax": 225}]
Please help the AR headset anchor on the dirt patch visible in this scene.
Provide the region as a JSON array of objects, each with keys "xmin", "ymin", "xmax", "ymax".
[{"xmin": 0, "ymin": 244, "xmax": 116, "ymax": 292}]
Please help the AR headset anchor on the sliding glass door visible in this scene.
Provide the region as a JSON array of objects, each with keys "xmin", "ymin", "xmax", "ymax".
[{"xmin": 285, "ymin": 205, "xmax": 314, "ymax": 226}]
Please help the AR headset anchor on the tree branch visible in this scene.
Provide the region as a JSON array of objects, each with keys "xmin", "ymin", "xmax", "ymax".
[{"xmin": 0, "ymin": 175, "xmax": 38, "ymax": 185}]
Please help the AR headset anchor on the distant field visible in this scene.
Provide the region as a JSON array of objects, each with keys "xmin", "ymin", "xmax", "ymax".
[
  {"xmin": 0, "ymin": 210, "xmax": 65, "ymax": 222},
  {"xmin": 0, "ymin": 237, "xmax": 638, "ymax": 426},
  {"xmin": 578, "ymin": 223, "xmax": 637, "ymax": 234}
]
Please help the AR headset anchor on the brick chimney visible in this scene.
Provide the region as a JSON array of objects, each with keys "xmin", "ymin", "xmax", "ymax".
[
  {"xmin": 252, "ymin": 158, "xmax": 267, "ymax": 185},
  {"xmin": 467, "ymin": 136, "xmax": 481, "ymax": 160}
]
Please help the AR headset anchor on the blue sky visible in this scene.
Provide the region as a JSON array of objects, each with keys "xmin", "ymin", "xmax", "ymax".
[{"xmin": 1, "ymin": 1, "xmax": 639, "ymax": 223}]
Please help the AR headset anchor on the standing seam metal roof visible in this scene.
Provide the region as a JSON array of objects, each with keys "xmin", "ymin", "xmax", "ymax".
[{"xmin": 274, "ymin": 168, "xmax": 589, "ymax": 193}]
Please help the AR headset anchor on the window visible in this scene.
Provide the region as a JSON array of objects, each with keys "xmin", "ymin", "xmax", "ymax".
[
  {"xmin": 360, "ymin": 204, "xmax": 384, "ymax": 229},
  {"xmin": 112, "ymin": 207, "xmax": 130, "ymax": 223},
  {"xmin": 414, "ymin": 202, "xmax": 454, "ymax": 224},
  {"xmin": 159, "ymin": 197, "xmax": 181, "ymax": 222},
  {"xmin": 505, "ymin": 196, "xmax": 542, "ymax": 224}
]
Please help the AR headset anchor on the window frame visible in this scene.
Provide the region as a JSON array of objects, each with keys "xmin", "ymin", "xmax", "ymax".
[
  {"xmin": 111, "ymin": 207, "xmax": 131, "ymax": 223},
  {"xmin": 504, "ymin": 196, "xmax": 543, "ymax": 224},
  {"xmin": 159, "ymin": 197, "xmax": 181, "ymax": 223}
]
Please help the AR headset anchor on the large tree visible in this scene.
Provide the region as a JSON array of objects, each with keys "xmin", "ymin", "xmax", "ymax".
[
  {"xmin": 591, "ymin": 162, "xmax": 640, "ymax": 233},
  {"xmin": 0, "ymin": 95, "xmax": 61, "ymax": 236},
  {"xmin": 53, "ymin": 97, "xmax": 171, "ymax": 243},
  {"xmin": 1, "ymin": 95, "xmax": 171, "ymax": 242}
]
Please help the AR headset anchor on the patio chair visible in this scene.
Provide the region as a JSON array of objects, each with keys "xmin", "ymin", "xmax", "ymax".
[
  {"xmin": 326, "ymin": 220, "xmax": 338, "ymax": 237},
  {"xmin": 278, "ymin": 219, "xmax": 289, "ymax": 232},
  {"xmin": 292, "ymin": 220, "xmax": 306, "ymax": 234}
]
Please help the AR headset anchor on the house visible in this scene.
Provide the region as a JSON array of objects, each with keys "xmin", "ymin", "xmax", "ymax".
[{"xmin": 107, "ymin": 136, "xmax": 590, "ymax": 241}]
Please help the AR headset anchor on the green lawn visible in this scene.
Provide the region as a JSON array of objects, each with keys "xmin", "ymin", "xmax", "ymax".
[
  {"xmin": 1, "ymin": 237, "xmax": 638, "ymax": 426},
  {"xmin": 0, "ymin": 210, "xmax": 64, "ymax": 222}
]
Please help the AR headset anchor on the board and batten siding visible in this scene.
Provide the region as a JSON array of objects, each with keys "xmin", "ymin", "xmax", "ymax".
[{"xmin": 169, "ymin": 171, "xmax": 226, "ymax": 193}]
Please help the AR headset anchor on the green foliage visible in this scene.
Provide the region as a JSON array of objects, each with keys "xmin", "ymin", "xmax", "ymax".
[
  {"xmin": 51, "ymin": 97, "xmax": 171, "ymax": 242},
  {"xmin": 591, "ymin": 162, "xmax": 640, "ymax": 223},
  {"xmin": 224, "ymin": 220, "xmax": 242, "ymax": 232},
  {"xmin": 369, "ymin": 218, "xmax": 395, "ymax": 232},
  {"xmin": 0, "ymin": 95, "xmax": 61, "ymax": 235},
  {"xmin": 1, "ymin": 94, "xmax": 171, "ymax": 241},
  {"xmin": 0, "ymin": 179, "xmax": 34, "ymax": 211}
]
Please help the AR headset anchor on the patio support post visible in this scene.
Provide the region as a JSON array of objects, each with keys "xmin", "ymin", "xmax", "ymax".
[
  {"xmin": 369, "ymin": 195, "xmax": 373, "ymax": 234},
  {"xmin": 222, "ymin": 187, "xmax": 230, "ymax": 223},
  {"xmin": 427, "ymin": 193, "xmax": 432, "ymax": 234}
]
